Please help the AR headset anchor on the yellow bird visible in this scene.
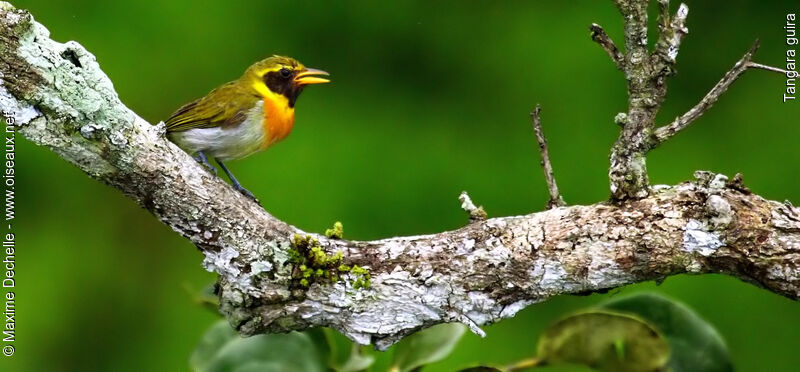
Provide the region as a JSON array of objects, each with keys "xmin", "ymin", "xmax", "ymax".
[{"xmin": 165, "ymin": 56, "xmax": 330, "ymax": 202}]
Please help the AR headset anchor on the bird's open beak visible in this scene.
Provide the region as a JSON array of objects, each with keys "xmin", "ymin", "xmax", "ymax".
[{"xmin": 294, "ymin": 68, "xmax": 330, "ymax": 85}]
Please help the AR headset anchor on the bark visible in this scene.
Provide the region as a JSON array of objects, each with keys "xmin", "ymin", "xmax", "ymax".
[{"xmin": 0, "ymin": 1, "xmax": 796, "ymax": 349}]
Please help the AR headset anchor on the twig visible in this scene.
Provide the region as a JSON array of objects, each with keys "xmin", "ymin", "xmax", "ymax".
[
  {"xmin": 459, "ymin": 191, "xmax": 487, "ymax": 221},
  {"xmin": 656, "ymin": 0, "xmax": 671, "ymax": 35},
  {"xmin": 506, "ymin": 358, "xmax": 542, "ymax": 371},
  {"xmin": 747, "ymin": 62, "xmax": 789, "ymax": 74},
  {"xmin": 530, "ymin": 105, "xmax": 566, "ymax": 209},
  {"xmin": 653, "ymin": 1, "xmax": 689, "ymax": 65},
  {"xmin": 652, "ymin": 41, "xmax": 786, "ymax": 144},
  {"xmin": 589, "ymin": 23, "xmax": 624, "ymax": 69}
]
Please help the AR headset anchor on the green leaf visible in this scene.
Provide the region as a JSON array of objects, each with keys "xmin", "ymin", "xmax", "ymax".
[
  {"xmin": 600, "ymin": 293, "xmax": 733, "ymax": 372},
  {"xmin": 392, "ymin": 323, "xmax": 467, "ymax": 372},
  {"xmin": 305, "ymin": 327, "xmax": 332, "ymax": 359},
  {"xmin": 191, "ymin": 320, "xmax": 237, "ymax": 370},
  {"xmin": 322, "ymin": 328, "xmax": 375, "ymax": 372},
  {"xmin": 190, "ymin": 319, "xmax": 327, "ymax": 372},
  {"xmin": 536, "ymin": 310, "xmax": 670, "ymax": 372},
  {"xmin": 337, "ymin": 344, "xmax": 375, "ymax": 371}
]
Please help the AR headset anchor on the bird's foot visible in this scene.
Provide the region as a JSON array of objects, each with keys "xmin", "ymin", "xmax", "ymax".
[
  {"xmin": 212, "ymin": 157, "xmax": 261, "ymax": 206},
  {"xmin": 193, "ymin": 152, "xmax": 217, "ymax": 175},
  {"xmin": 234, "ymin": 184, "xmax": 260, "ymax": 205}
]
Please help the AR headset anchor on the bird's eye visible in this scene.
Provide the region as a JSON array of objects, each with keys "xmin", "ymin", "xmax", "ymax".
[{"xmin": 279, "ymin": 67, "xmax": 292, "ymax": 78}]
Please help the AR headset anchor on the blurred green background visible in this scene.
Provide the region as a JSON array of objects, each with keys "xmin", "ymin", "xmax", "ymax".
[{"xmin": 4, "ymin": 0, "xmax": 799, "ymax": 371}]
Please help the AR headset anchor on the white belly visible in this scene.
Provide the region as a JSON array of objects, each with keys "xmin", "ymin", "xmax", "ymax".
[{"xmin": 168, "ymin": 101, "xmax": 265, "ymax": 162}]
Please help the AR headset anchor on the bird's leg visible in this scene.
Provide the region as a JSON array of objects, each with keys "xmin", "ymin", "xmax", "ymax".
[
  {"xmin": 193, "ymin": 151, "xmax": 217, "ymax": 175},
  {"xmin": 215, "ymin": 158, "xmax": 260, "ymax": 204}
]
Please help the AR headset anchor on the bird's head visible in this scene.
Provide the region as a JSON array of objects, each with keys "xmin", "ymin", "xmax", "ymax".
[{"xmin": 245, "ymin": 55, "xmax": 329, "ymax": 108}]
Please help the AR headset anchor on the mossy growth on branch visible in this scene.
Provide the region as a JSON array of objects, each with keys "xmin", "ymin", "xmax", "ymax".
[
  {"xmin": 288, "ymin": 231, "xmax": 370, "ymax": 290},
  {"xmin": 325, "ymin": 221, "xmax": 344, "ymax": 239}
]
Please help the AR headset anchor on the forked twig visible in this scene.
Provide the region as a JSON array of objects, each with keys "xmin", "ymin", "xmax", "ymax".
[{"xmin": 653, "ymin": 41, "xmax": 787, "ymax": 144}]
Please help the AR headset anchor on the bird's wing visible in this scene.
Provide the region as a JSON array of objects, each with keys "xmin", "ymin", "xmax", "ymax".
[{"xmin": 165, "ymin": 82, "xmax": 257, "ymax": 132}]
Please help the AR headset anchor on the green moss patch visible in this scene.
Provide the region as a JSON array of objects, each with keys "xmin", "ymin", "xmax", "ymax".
[
  {"xmin": 288, "ymin": 233, "xmax": 370, "ymax": 290},
  {"xmin": 325, "ymin": 221, "xmax": 344, "ymax": 239}
]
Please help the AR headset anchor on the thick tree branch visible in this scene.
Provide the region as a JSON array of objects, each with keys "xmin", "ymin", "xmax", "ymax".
[{"xmin": 1, "ymin": 2, "xmax": 797, "ymax": 350}]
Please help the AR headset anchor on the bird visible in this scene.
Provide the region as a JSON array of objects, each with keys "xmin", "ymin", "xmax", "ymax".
[{"xmin": 164, "ymin": 55, "xmax": 330, "ymax": 203}]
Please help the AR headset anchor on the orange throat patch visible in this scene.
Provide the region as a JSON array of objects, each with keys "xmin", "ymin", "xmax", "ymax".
[{"xmin": 262, "ymin": 95, "xmax": 296, "ymax": 148}]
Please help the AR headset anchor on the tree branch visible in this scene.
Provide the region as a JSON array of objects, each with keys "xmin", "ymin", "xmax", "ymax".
[
  {"xmin": 653, "ymin": 41, "xmax": 788, "ymax": 144},
  {"xmin": 530, "ymin": 105, "xmax": 565, "ymax": 209},
  {"xmin": 1, "ymin": 2, "xmax": 797, "ymax": 350},
  {"xmin": 602, "ymin": 1, "xmax": 782, "ymax": 200},
  {"xmin": 589, "ymin": 23, "xmax": 624, "ymax": 69},
  {"xmin": 653, "ymin": 1, "xmax": 689, "ymax": 67},
  {"xmin": 607, "ymin": 0, "xmax": 666, "ymax": 200}
]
